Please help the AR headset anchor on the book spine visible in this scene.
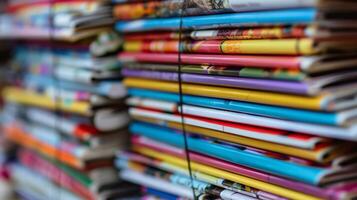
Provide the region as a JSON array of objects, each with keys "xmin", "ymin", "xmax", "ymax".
[
  {"xmin": 115, "ymin": 9, "xmax": 316, "ymax": 32},
  {"xmin": 123, "ymin": 64, "xmax": 305, "ymax": 81},
  {"xmin": 123, "ymin": 26, "xmax": 308, "ymax": 41},
  {"xmin": 190, "ymin": 26, "xmax": 308, "ymax": 40},
  {"xmin": 113, "ymin": 0, "xmax": 316, "ymax": 20},
  {"xmin": 123, "ymin": 39, "xmax": 316, "ymax": 55},
  {"xmin": 3, "ymin": 87, "xmax": 90, "ymax": 115},
  {"xmin": 226, "ymin": 0, "xmax": 316, "ymax": 11},
  {"xmin": 122, "ymin": 69, "xmax": 309, "ymax": 94},
  {"xmin": 123, "ymin": 78, "xmax": 323, "ymax": 110},
  {"xmin": 119, "ymin": 52, "xmax": 302, "ymax": 69}
]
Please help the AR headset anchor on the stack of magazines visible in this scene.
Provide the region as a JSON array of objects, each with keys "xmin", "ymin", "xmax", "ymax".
[
  {"xmin": 115, "ymin": 0, "xmax": 357, "ymax": 199},
  {"xmin": 0, "ymin": 0, "xmax": 113, "ymax": 41},
  {"xmin": 1, "ymin": 1, "xmax": 139, "ymax": 199}
]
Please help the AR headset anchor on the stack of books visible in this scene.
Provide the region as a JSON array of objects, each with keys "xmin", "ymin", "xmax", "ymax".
[
  {"xmin": 114, "ymin": 0, "xmax": 357, "ymax": 199},
  {"xmin": 1, "ymin": 1, "xmax": 139, "ymax": 199},
  {"xmin": 0, "ymin": 0, "xmax": 114, "ymax": 41}
]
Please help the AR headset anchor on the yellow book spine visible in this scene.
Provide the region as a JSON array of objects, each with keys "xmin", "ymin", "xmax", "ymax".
[
  {"xmin": 123, "ymin": 78, "xmax": 324, "ymax": 110},
  {"xmin": 3, "ymin": 87, "xmax": 90, "ymax": 116},
  {"xmin": 124, "ymin": 39, "xmax": 316, "ymax": 55},
  {"xmin": 221, "ymin": 39, "xmax": 316, "ymax": 55},
  {"xmin": 134, "ymin": 146, "xmax": 321, "ymax": 200}
]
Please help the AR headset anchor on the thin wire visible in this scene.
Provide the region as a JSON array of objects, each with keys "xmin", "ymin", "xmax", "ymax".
[{"xmin": 177, "ymin": 1, "xmax": 197, "ymax": 199}]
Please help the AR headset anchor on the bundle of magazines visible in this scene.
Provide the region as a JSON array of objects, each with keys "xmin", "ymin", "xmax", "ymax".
[{"xmin": 114, "ymin": 0, "xmax": 357, "ymax": 199}]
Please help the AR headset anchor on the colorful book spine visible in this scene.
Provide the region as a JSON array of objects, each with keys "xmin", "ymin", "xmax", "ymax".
[
  {"xmin": 115, "ymin": 8, "xmax": 316, "ymax": 32},
  {"xmin": 218, "ymin": 0, "xmax": 316, "ymax": 11},
  {"xmin": 123, "ymin": 26, "xmax": 309, "ymax": 41},
  {"xmin": 123, "ymin": 63, "xmax": 306, "ymax": 81},
  {"xmin": 3, "ymin": 87, "xmax": 90, "ymax": 116},
  {"xmin": 123, "ymin": 39, "xmax": 316, "ymax": 55},
  {"xmin": 121, "ymin": 69, "xmax": 311, "ymax": 94},
  {"xmin": 189, "ymin": 26, "xmax": 309, "ymax": 40},
  {"xmin": 119, "ymin": 52, "xmax": 304, "ymax": 70},
  {"xmin": 123, "ymin": 78, "xmax": 325, "ymax": 110},
  {"xmin": 127, "ymin": 88, "xmax": 338, "ymax": 125},
  {"xmin": 113, "ymin": 1, "xmax": 316, "ymax": 20}
]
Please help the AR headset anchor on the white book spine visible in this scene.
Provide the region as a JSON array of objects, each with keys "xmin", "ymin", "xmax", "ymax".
[{"xmin": 227, "ymin": 0, "xmax": 316, "ymax": 11}]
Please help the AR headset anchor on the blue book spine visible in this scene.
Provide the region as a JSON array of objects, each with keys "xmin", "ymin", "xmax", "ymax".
[
  {"xmin": 128, "ymin": 88, "xmax": 338, "ymax": 125},
  {"xmin": 116, "ymin": 8, "xmax": 316, "ymax": 32},
  {"xmin": 145, "ymin": 187, "xmax": 180, "ymax": 200}
]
